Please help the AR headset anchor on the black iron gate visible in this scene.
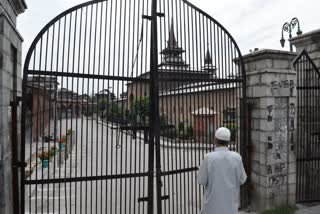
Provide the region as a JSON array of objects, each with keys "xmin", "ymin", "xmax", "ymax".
[
  {"xmin": 20, "ymin": 0, "xmax": 247, "ymax": 213},
  {"xmin": 294, "ymin": 50, "xmax": 320, "ymax": 203}
]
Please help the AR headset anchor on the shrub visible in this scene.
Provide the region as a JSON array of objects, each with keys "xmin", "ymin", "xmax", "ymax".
[
  {"xmin": 131, "ymin": 97, "xmax": 150, "ymax": 124},
  {"xmin": 67, "ymin": 129, "xmax": 72, "ymax": 135},
  {"xmin": 177, "ymin": 124, "xmax": 193, "ymax": 140},
  {"xmin": 160, "ymin": 114, "xmax": 168, "ymax": 128},
  {"xmin": 62, "ymin": 135, "xmax": 67, "ymax": 142},
  {"xmin": 261, "ymin": 204, "xmax": 297, "ymax": 214},
  {"xmin": 178, "ymin": 122, "xmax": 185, "ymax": 131},
  {"xmin": 186, "ymin": 125, "xmax": 193, "ymax": 138},
  {"xmin": 225, "ymin": 123, "xmax": 238, "ymax": 130},
  {"xmin": 161, "ymin": 128, "xmax": 177, "ymax": 139},
  {"xmin": 44, "ymin": 135, "xmax": 50, "ymax": 142},
  {"xmin": 225, "ymin": 123, "xmax": 238, "ymax": 141},
  {"xmin": 49, "ymin": 148, "xmax": 56, "ymax": 157},
  {"xmin": 38, "ymin": 151, "xmax": 50, "ymax": 160},
  {"xmin": 58, "ymin": 135, "xmax": 67, "ymax": 144},
  {"xmin": 97, "ymin": 98, "xmax": 109, "ymax": 113}
]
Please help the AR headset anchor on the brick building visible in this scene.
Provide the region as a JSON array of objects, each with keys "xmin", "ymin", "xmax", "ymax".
[{"xmin": 125, "ymin": 22, "xmax": 238, "ymax": 139}]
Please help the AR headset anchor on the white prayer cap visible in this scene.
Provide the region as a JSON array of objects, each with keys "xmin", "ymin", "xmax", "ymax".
[{"xmin": 215, "ymin": 127, "xmax": 231, "ymax": 141}]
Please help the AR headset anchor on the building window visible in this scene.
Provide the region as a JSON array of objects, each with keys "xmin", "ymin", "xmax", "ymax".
[{"xmin": 223, "ymin": 107, "xmax": 236, "ymax": 123}]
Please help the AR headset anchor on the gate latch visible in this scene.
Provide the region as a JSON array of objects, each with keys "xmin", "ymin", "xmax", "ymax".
[
  {"xmin": 142, "ymin": 15, "xmax": 152, "ymax": 20},
  {"xmin": 12, "ymin": 161, "xmax": 27, "ymax": 168},
  {"xmin": 156, "ymin": 13, "xmax": 165, "ymax": 17},
  {"xmin": 142, "ymin": 13, "xmax": 165, "ymax": 20},
  {"xmin": 137, "ymin": 195, "xmax": 169, "ymax": 203}
]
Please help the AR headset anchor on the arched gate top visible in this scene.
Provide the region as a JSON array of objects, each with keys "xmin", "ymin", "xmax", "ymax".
[{"xmin": 23, "ymin": 0, "xmax": 244, "ymax": 78}]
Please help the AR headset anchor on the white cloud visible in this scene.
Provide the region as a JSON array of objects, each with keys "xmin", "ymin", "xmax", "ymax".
[{"xmin": 189, "ymin": 0, "xmax": 320, "ymax": 53}]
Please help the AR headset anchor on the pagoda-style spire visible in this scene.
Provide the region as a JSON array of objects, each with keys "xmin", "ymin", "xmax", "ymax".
[
  {"xmin": 202, "ymin": 46, "xmax": 216, "ymax": 76},
  {"xmin": 160, "ymin": 18, "xmax": 186, "ymax": 66},
  {"xmin": 168, "ymin": 18, "xmax": 178, "ymax": 48},
  {"xmin": 204, "ymin": 47, "xmax": 213, "ymax": 65}
]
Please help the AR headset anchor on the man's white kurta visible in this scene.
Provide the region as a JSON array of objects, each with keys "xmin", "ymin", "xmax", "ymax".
[{"xmin": 198, "ymin": 147, "xmax": 247, "ymax": 214}]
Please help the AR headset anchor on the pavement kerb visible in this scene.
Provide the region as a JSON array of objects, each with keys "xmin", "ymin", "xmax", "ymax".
[{"xmin": 98, "ymin": 120, "xmax": 215, "ymax": 150}]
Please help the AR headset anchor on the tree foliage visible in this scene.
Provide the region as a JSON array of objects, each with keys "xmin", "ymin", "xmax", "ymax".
[
  {"xmin": 97, "ymin": 97, "xmax": 109, "ymax": 113},
  {"xmin": 97, "ymin": 97, "xmax": 123, "ymax": 121},
  {"xmin": 131, "ymin": 97, "xmax": 150, "ymax": 124}
]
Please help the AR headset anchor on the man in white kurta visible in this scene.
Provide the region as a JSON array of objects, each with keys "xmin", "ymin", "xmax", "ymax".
[{"xmin": 198, "ymin": 127, "xmax": 247, "ymax": 214}]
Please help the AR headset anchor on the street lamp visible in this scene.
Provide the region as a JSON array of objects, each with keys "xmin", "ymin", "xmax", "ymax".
[{"xmin": 280, "ymin": 17, "xmax": 302, "ymax": 52}]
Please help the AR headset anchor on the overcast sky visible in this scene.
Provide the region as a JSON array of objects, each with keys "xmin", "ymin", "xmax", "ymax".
[{"xmin": 18, "ymin": 0, "xmax": 320, "ymax": 62}]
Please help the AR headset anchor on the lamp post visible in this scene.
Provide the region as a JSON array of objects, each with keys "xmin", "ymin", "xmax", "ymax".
[{"xmin": 280, "ymin": 17, "xmax": 302, "ymax": 52}]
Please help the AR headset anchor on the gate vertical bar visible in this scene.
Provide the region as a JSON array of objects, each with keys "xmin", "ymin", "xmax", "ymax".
[
  {"xmin": 10, "ymin": 46, "xmax": 20, "ymax": 214},
  {"xmin": 240, "ymin": 59, "xmax": 248, "ymax": 208},
  {"xmin": 148, "ymin": 0, "xmax": 159, "ymax": 213},
  {"xmin": 12, "ymin": 95, "xmax": 19, "ymax": 214},
  {"xmin": 20, "ymin": 76, "xmax": 26, "ymax": 214},
  {"xmin": 294, "ymin": 50, "xmax": 320, "ymax": 203}
]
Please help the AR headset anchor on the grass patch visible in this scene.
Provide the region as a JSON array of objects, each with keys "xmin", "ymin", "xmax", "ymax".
[{"xmin": 261, "ymin": 204, "xmax": 297, "ymax": 214}]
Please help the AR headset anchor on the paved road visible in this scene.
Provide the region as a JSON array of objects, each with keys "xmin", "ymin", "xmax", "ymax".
[
  {"xmin": 296, "ymin": 203, "xmax": 320, "ymax": 214},
  {"xmin": 24, "ymin": 118, "xmax": 320, "ymax": 214},
  {"xmin": 25, "ymin": 118, "xmax": 208, "ymax": 214}
]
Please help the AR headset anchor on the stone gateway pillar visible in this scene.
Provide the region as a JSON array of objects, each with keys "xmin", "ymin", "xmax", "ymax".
[
  {"xmin": 0, "ymin": 0, "xmax": 27, "ymax": 214},
  {"xmin": 243, "ymin": 50, "xmax": 297, "ymax": 211}
]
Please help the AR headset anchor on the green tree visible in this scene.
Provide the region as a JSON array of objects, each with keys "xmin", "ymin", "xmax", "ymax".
[
  {"xmin": 97, "ymin": 97, "xmax": 122, "ymax": 121},
  {"xmin": 97, "ymin": 97, "xmax": 109, "ymax": 113},
  {"xmin": 131, "ymin": 96, "xmax": 150, "ymax": 124},
  {"xmin": 106, "ymin": 102, "xmax": 122, "ymax": 118}
]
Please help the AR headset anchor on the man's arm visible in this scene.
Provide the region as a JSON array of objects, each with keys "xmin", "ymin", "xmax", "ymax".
[
  {"xmin": 198, "ymin": 155, "xmax": 208, "ymax": 186},
  {"xmin": 239, "ymin": 157, "xmax": 247, "ymax": 185}
]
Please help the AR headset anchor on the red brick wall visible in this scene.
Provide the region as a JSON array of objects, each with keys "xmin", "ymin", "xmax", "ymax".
[{"xmin": 31, "ymin": 88, "xmax": 50, "ymax": 142}]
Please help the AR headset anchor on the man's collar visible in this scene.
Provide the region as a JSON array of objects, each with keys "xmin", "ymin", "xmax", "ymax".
[{"xmin": 215, "ymin": 147, "xmax": 229, "ymax": 151}]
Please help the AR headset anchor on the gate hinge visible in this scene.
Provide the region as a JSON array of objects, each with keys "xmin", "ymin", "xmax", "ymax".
[
  {"xmin": 17, "ymin": 96, "xmax": 22, "ymax": 102},
  {"xmin": 10, "ymin": 96, "xmax": 22, "ymax": 107}
]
